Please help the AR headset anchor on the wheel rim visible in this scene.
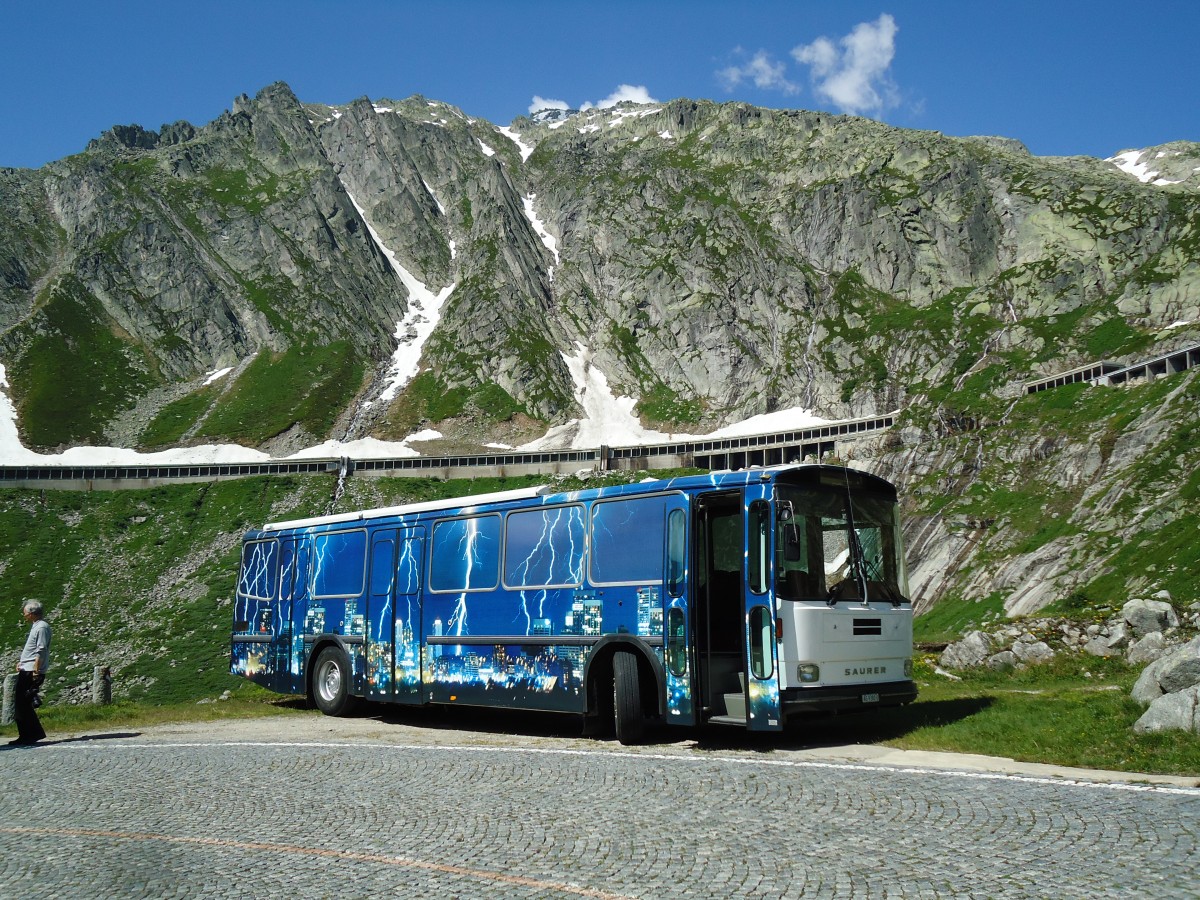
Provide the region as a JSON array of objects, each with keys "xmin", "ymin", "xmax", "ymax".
[{"xmin": 317, "ymin": 660, "xmax": 341, "ymax": 704}]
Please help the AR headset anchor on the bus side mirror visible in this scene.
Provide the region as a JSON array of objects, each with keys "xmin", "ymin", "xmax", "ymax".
[
  {"xmin": 777, "ymin": 502, "xmax": 802, "ymax": 562},
  {"xmin": 783, "ymin": 534, "xmax": 802, "ymax": 562}
]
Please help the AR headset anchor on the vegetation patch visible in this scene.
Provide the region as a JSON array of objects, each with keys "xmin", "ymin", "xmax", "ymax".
[
  {"xmin": 377, "ymin": 372, "xmax": 527, "ymax": 438},
  {"xmin": 637, "ymin": 383, "xmax": 704, "ymax": 427},
  {"xmin": 1083, "ymin": 316, "xmax": 1153, "ymax": 359},
  {"xmin": 7, "ymin": 275, "xmax": 159, "ymax": 448},
  {"xmin": 876, "ymin": 655, "xmax": 1200, "ymax": 776},
  {"xmin": 0, "ymin": 478, "xmax": 317, "ymax": 706},
  {"xmin": 138, "ymin": 384, "xmax": 222, "ymax": 449},
  {"xmin": 195, "ymin": 340, "xmax": 364, "ymax": 445},
  {"xmin": 913, "ymin": 592, "xmax": 1007, "ymax": 645}
]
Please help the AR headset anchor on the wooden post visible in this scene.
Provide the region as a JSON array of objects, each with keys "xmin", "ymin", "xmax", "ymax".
[
  {"xmin": 92, "ymin": 666, "xmax": 112, "ymax": 705},
  {"xmin": 1, "ymin": 672, "xmax": 15, "ymax": 725}
]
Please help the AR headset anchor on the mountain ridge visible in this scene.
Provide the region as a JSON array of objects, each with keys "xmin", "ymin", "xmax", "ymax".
[{"xmin": 1, "ymin": 80, "xmax": 1198, "ymax": 618}]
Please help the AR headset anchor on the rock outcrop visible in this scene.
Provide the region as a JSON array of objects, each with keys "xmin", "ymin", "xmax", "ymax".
[
  {"xmin": 939, "ymin": 594, "xmax": 1197, "ymax": 673},
  {"xmin": 1132, "ymin": 636, "xmax": 1200, "ymax": 734}
]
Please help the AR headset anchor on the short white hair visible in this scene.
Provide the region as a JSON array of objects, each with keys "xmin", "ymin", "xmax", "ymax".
[{"xmin": 22, "ymin": 599, "xmax": 43, "ymax": 617}]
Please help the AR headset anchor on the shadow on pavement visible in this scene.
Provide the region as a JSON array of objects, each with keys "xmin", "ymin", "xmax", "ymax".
[
  {"xmin": 365, "ymin": 703, "xmax": 587, "ymax": 740},
  {"xmin": 340, "ymin": 695, "xmax": 994, "ymax": 752},
  {"xmin": 2, "ymin": 732, "xmax": 143, "ymax": 750},
  {"xmin": 689, "ymin": 697, "xmax": 995, "ymax": 753}
]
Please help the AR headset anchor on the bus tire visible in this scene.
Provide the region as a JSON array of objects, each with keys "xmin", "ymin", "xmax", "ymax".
[
  {"xmin": 311, "ymin": 646, "xmax": 356, "ymax": 717},
  {"xmin": 613, "ymin": 650, "xmax": 645, "ymax": 745}
]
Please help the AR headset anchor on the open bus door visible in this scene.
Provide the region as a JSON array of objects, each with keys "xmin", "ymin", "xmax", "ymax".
[
  {"xmin": 693, "ymin": 490, "xmax": 745, "ymax": 726},
  {"xmin": 744, "ymin": 486, "xmax": 782, "ymax": 731}
]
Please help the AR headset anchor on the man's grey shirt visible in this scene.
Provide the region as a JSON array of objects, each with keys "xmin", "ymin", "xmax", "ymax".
[{"xmin": 19, "ymin": 619, "xmax": 51, "ymax": 673}]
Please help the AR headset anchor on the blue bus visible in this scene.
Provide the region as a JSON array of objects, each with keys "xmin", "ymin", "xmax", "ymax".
[{"xmin": 231, "ymin": 464, "xmax": 916, "ymax": 743}]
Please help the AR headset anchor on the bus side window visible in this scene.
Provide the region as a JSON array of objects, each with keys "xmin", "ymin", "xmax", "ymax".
[
  {"xmin": 748, "ymin": 501, "xmax": 769, "ymax": 594},
  {"xmin": 666, "ymin": 607, "xmax": 687, "ymax": 676},
  {"xmin": 370, "ymin": 539, "xmax": 396, "ymax": 596},
  {"xmin": 667, "ymin": 508, "xmax": 686, "ymax": 597},
  {"xmin": 748, "ymin": 606, "xmax": 773, "ymax": 679}
]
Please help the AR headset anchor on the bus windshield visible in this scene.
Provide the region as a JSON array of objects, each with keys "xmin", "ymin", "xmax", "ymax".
[{"xmin": 775, "ymin": 484, "xmax": 909, "ymax": 604}]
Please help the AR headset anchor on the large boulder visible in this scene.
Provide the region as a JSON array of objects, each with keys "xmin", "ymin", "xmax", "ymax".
[
  {"xmin": 1105, "ymin": 621, "xmax": 1130, "ymax": 649},
  {"xmin": 1130, "ymin": 635, "xmax": 1200, "ymax": 707},
  {"xmin": 1126, "ymin": 632, "xmax": 1168, "ymax": 665},
  {"xmin": 1083, "ymin": 637, "xmax": 1120, "ymax": 658},
  {"xmin": 1133, "ymin": 685, "xmax": 1200, "ymax": 735},
  {"xmin": 1132, "ymin": 655, "xmax": 1171, "ymax": 706},
  {"xmin": 987, "ymin": 650, "xmax": 1018, "ymax": 670},
  {"xmin": 1122, "ymin": 598, "xmax": 1180, "ymax": 638},
  {"xmin": 1158, "ymin": 643, "xmax": 1200, "ymax": 694},
  {"xmin": 939, "ymin": 631, "xmax": 992, "ymax": 670},
  {"xmin": 1011, "ymin": 640, "xmax": 1055, "ymax": 665}
]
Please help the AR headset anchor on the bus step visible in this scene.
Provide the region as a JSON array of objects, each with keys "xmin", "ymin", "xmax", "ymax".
[
  {"xmin": 724, "ymin": 692, "xmax": 747, "ymax": 719},
  {"xmin": 707, "ymin": 714, "xmax": 748, "ymax": 727}
]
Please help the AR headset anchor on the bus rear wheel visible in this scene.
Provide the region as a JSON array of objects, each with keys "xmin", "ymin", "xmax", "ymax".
[
  {"xmin": 613, "ymin": 650, "xmax": 645, "ymax": 745},
  {"xmin": 311, "ymin": 646, "xmax": 356, "ymax": 717}
]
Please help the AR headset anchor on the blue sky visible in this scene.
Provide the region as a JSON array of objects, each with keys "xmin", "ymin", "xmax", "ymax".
[{"xmin": 1, "ymin": 0, "xmax": 1196, "ymax": 170}]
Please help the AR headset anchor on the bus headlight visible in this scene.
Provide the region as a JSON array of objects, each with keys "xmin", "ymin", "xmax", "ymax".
[
  {"xmin": 903, "ymin": 658, "xmax": 913, "ymax": 677},
  {"xmin": 797, "ymin": 663, "xmax": 820, "ymax": 683}
]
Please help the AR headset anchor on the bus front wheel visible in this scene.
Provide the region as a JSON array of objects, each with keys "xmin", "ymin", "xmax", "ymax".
[
  {"xmin": 311, "ymin": 646, "xmax": 356, "ymax": 717},
  {"xmin": 613, "ymin": 651, "xmax": 645, "ymax": 745}
]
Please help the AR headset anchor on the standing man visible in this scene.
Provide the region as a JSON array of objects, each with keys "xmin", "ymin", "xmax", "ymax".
[{"xmin": 12, "ymin": 599, "xmax": 51, "ymax": 746}]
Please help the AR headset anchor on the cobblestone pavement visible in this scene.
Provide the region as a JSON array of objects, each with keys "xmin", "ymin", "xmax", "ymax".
[{"xmin": 2, "ymin": 712, "xmax": 1198, "ymax": 899}]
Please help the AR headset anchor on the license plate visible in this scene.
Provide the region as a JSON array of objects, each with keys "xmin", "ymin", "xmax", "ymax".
[{"xmin": 861, "ymin": 692, "xmax": 879, "ymax": 703}]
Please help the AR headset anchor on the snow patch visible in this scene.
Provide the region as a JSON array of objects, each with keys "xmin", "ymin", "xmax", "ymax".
[
  {"xmin": 422, "ymin": 179, "xmax": 446, "ymax": 216},
  {"xmin": 478, "ymin": 139, "xmax": 496, "ymax": 157},
  {"xmin": 345, "ymin": 191, "xmax": 456, "ymax": 404},
  {"xmin": 522, "ymin": 194, "xmax": 560, "ymax": 274},
  {"xmin": 498, "ymin": 126, "xmax": 534, "ymax": 162},
  {"xmin": 1108, "ymin": 148, "xmax": 1185, "ymax": 185},
  {"xmin": 406, "ymin": 429, "xmax": 442, "ymax": 442},
  {"xmin": 203, "ymin": 367, "xmax": 233, "ymax": 386},
  {"xmin": 284, "ymin": 429, "xmax": 440, "ymax": 460},
  {"xmin": 519, "ymin": 343, "xmax": 655, "ymax": 450},
  {"xmin": 608, "ymin": 107, "xmax": 662, "ymax": 128},
  {"xmin": 0, "ymin": 362, "xmax": 39, "ymax": 464},
  {"xmin": 699, "ymin": 408, "xmax": 830, "ymax": 440}
]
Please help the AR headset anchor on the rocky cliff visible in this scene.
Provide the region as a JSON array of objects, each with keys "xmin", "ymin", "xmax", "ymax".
[{"xmin": 1, "ymin": 82, "xmax": 1197, "ymax": 616}]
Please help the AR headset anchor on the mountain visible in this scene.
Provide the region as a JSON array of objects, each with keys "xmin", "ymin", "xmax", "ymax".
[{"xmin": 1, "ymin": 81, "xmax": 1198, "ymax": 618}]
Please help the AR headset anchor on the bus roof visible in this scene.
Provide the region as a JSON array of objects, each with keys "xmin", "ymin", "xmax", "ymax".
[
  {"xmin": 253, "ymin": 463, "xmax": 893, "ymax": 536},
  {"xmin": 261, "ymin": 485, "xmax": 554, "ymax": 532}
]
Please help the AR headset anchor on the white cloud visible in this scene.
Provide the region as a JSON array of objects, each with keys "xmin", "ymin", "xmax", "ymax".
[
  {"xmin": 582, "ymin": 84, "xmax": 659, "ymax": 110},
  {"xmin": 717, "ymin": 49, "xmax": 800, "ymax": 95},
  {"xmin": 529, "ymin": 95, "xmax": 569, "ymax": 114},
  {"xmin": 528, "ymin": 85, "xmax": 658, "ymax": 117},
  {"xmin": 792, "ymin": 14, "xmax": 899, "ymax": 117},
  {"xmin": 793, "ymin": 37, "xmax": 837, "ymax": 77}
]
